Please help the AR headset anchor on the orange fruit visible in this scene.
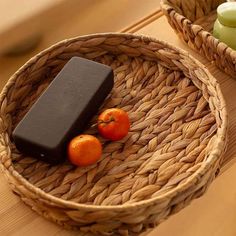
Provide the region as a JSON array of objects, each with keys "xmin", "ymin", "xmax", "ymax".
[
  {"xmin": 98, "ymin": 108, "xmax": 130, "ymax": 141},
  {"xmin": 67, "ymin": 134, "xmax": 102, "ymax": 166}
]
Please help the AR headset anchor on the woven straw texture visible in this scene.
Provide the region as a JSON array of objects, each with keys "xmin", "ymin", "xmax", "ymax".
[
  {"xmin": 160, "ymin": 0, "xmax": 236, "ymax": 77},
  {"xmin": 0, "ymin": 33, "xmax": 227, "ymax": 235}
]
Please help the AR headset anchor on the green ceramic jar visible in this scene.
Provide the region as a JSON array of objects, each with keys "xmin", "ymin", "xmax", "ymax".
[{"xmin": 213, "ymin": 2, "xmax": 236, "ymax": 50}]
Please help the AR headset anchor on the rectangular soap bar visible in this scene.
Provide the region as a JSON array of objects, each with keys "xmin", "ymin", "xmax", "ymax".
[{"xmin": 12, "ymin": 57, "xmax": 114, "ymax": 164}]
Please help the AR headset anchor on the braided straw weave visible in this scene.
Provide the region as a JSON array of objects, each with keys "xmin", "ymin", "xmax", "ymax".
[
  {"xmin": 0, "ymin": 33, "xmax": 227, "ymax": 235},
  {"xmin": 160, "ymin": 0, "xmax": 236, "ymax": 77}
]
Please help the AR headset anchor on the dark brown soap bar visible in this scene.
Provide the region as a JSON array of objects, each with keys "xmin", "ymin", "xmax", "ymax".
[{"xmin": 12, "ymin": 57, "xmax": 114, "ymax": 164}]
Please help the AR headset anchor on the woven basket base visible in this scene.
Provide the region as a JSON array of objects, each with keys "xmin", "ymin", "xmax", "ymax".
[
  {"xmin": 194, "ymin": 11, "xmax": 217, "ymax": 33},
  {"xmin": 9, "ymin": 53, "xmax": 217, "ymax": 206}
]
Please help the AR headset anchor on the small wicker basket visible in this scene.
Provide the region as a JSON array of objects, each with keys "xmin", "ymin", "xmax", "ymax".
[
  {"xmin": 0, "ymin": 33, "xmax": 227, "ymax": 235},
  {"xmin": 160, "ymin": 0, "xmax": 236, "ymax": 77}
]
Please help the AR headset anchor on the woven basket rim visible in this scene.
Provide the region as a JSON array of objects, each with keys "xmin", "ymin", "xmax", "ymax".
[
  {"xmin": 160, "ymin": 0, "xmax": 236, "ymax": 70},
  {"xmin": 0, "ymin": 32, "xmax": 227, "ymax": 211}
]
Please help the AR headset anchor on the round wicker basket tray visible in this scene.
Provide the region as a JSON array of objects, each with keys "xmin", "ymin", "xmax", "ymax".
[
  {"xmin": 161, "ymin": 0, "xmax": 236, "ymax": 77},
  {"xmin": 0, "ymin": 33, "xmax": 227, "ymax": 235}
]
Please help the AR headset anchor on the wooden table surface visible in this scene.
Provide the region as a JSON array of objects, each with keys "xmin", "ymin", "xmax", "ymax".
[
  {"xmin": 1, "ymin": 5, "xmax": 236, "ymax": 236},
  {"xmin": 0, "ymin": 0, "xmax": 159, "ymax": 55}
]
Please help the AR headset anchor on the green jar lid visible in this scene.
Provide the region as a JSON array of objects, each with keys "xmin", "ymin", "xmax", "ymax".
[{"xmin": 217, "ymin": 2, "xmax": 236, "ymax": 27}]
